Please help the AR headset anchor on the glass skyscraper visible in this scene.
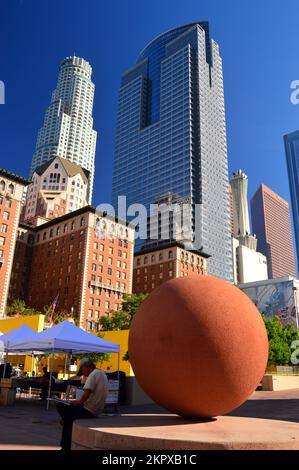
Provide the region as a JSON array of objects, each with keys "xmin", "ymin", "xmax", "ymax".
[
  {"xmin": 284, "ymin": 130, "xmax": 299, "ymax": 270},
  {"xmin": 112, "ymin": 22, "xmax": 233, "ymax": 281}
]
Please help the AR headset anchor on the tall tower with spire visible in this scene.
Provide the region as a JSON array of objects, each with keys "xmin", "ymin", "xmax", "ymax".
[
  {"xmin": 230, "ymin": 170, "xmax": 268, "ymax": 283},
  {"xmin": 230, "ymin": 170, "xmax": 257, "ymax": 250},
  {"xmin": 30, "ymin": 56, "xmax": 97, "ymax": 203}
]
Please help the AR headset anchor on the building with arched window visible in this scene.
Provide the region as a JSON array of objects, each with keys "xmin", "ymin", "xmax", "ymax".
[{"xmin": 23, "ymin": 156, "xmax": 88, "ymax": 225}]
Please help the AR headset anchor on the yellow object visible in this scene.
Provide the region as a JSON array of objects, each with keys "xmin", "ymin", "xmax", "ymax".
[
  {"xmin": 0, "ymin": 314, "xmax": 45, "ymax": 333},
  {"xmin": 100, "ymin": 330, "xmax": 134, "ymax": 376}
]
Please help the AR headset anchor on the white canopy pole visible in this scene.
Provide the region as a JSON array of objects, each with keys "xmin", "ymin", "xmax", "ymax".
[
  {"xmin": 46, "ymin": 351, "xmax": 54, "ymax": 411},
  {"xmin": 63, "ymin": 354, "xmax": 68, "ymax": 379},
  {"xmin": 2, "ymin": 350, "xmax": 8, "ymax": 378}
]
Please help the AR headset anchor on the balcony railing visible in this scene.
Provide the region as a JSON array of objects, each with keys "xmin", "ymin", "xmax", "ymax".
[{"xmin": 89, "ymin": 279, "xmax": 126, "ymax": 294}]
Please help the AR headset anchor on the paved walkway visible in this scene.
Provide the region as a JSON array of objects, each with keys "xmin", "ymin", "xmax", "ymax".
[
  {"xmin": 0, "ymin": 401, "xmax": 60, "ymax": 450},
  {"xmin": 0, "ymin": 390, "xmax": 299, "ymax": 450}
]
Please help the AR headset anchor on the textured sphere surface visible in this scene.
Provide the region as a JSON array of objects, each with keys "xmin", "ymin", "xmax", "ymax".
[{"xmin": 129, "ymin": 275, "xmax": 268, "ymax": 417}]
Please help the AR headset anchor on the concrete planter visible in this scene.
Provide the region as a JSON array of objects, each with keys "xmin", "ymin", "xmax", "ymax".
[{"xmin": 261, "ymin": 374, "xmax": 299, "ymax": 391}]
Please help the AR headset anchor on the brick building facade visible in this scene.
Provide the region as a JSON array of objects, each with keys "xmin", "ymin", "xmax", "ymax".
[
  {"xmin": 133, "ymin": 242, "xmax": 209, "ymax": 295},
  {"xmin": 9, "ymin": 206, "xmax": 134, "ymax": 330},
  {"xmin": 0, "ymin": 169, "xmax": 30, "ymax": 317}
]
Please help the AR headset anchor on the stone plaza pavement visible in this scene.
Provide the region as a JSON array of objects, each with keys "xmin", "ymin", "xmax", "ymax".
[{"xmin": 1, "ymin": 389, "xmax": 299, "ymax": 450}]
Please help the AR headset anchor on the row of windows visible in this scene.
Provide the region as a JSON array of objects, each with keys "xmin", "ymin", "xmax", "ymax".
[{"xmin": 136, "ymin": 250, "xmax": 174, "ymax": 265}]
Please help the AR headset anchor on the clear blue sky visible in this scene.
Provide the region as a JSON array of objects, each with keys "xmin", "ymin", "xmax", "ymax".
[{"xmin": 1, "ymin": 0, "xmax": 299, "ymax": 210}]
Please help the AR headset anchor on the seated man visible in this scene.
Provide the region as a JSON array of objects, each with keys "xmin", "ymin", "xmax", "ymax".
[{"xmin": 56, "ymin": 358, "xmax": 108, "ymax": 451}]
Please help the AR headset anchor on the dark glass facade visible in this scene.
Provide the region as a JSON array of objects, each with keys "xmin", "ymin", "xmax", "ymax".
[
  {"xmin": 284, "ymin": 130, "xmax": 299, "ymax": 270},
  {"xmin": 112, "ymin": 22, "xmax": 233, "ymax": 281}
]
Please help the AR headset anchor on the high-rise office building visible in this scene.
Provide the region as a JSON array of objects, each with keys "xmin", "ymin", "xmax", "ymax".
[
  {"xmin": 30, "ymin": 56, "xmax": 97, "ymax": 203},
  {"xmin": 284, "ymin": 130, "xmax": 299, "ymax": 270},
  {"xmin": 251, "ymin": 184, "xmax": 296, "ymax": 279},
  {"xmin": 112, "ymin": 22, "xmax": 232, "ymax": 281}
]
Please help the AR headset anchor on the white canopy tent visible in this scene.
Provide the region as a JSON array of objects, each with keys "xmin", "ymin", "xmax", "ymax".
[
  {"xmin": 9, "ymin": 320, "xmax": 120, "ymax": 354},
  {"xmin": 9, "ymin": 321, "xmax": 120, "ymax": 409}
]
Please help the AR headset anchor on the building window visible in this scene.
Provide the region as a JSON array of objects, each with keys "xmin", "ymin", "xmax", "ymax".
[
  {"xmin": 5, "ymin": 198, "xmax": 12, "ymax": 208},
  {"xmin": 0, "ymin": 236, "xmax": 5, "ymax": 246},
  {"xmin": 1, "ymin": 224, "xmax": 8, "ymax": 233},
  {"xmin": 168, "ymin": 250, "xmax": 173, "ymax": 259},
  {"xmin": 8, "ymin": 184, "xmax": 14, "ymax": 195},
  {"xmin": 2, "ymin": 211, "xmax": 9, "ymax": 221},
  {"xmin": 0, "ymin": 181, "xmax": 5, "ymax": 192}
]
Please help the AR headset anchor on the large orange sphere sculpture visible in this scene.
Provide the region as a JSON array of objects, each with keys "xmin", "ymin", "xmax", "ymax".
[{"xmin": 129, "ymin": 275, "xmax": 268, "ymax": 417}]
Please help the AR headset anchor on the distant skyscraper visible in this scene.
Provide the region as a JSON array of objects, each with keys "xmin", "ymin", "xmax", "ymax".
[
  {"xmin": 228, "ymin": 185, "xmax": 234, "ymax": 237},
  {"xmin": 231, "ymin": 171, "xmax": 250, "ymax": 237},
  {"xmin": 284, "ymin": 130, "xmax": 299, "ymax": 271},
  {"xmin": 230, "ymin": 170, "xmax": 267, "ymax": 284},
  {"xmin": 112, "ymin": 22, "xmax": 232, "ymax": 281},
  {"xmin": 251, "ymin": 184, "xmax": 296, "ymax": 279},
  {"xmin": 30, "ymin": 56, "xmax": 97, "ymax": 203}
]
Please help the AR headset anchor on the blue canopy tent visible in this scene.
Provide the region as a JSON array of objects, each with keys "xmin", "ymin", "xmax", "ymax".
[{"xmin": 0, "ymin": 324, "xmax": 38, "ymax": 377}]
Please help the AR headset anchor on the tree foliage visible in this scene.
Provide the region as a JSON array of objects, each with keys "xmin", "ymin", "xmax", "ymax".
[
  {"xmin": 99, "ymin": 293, "xmax": 147, "ymax": 331},
  {"xmin": 7, "ymin": 299, "xmax": 77, "ymax": 325},
  {"xmin": 263, "ymin": 315, "xmax": 299, "ymax": 366},
  {"xmin": 6, "ymin": 299, "xmax": 40, "ymax": 317}
]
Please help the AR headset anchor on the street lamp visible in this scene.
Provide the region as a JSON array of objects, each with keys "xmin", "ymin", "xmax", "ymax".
[{"xmin": 292, "ymin": 286, "xmax": 299, "ymax": 329}]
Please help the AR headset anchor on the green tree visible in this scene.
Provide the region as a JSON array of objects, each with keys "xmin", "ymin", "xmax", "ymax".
[
  {"xmin": 263, "ymin": 315, "xmax": 299, "ymax": 366},
  {"xmin": 100, "ymin": 293, "xmax": 147, "ymax": 331}
]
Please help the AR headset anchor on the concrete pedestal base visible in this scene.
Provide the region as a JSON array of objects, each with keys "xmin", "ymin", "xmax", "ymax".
[{"xmin": 72, "ymin": 413, "xmax": 299, "ymax": 450}]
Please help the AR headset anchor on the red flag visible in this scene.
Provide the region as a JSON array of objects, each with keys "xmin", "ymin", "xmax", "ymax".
[{"xmin": 49, "ymin": 293, "xmax": 59, "ymax": 325}]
